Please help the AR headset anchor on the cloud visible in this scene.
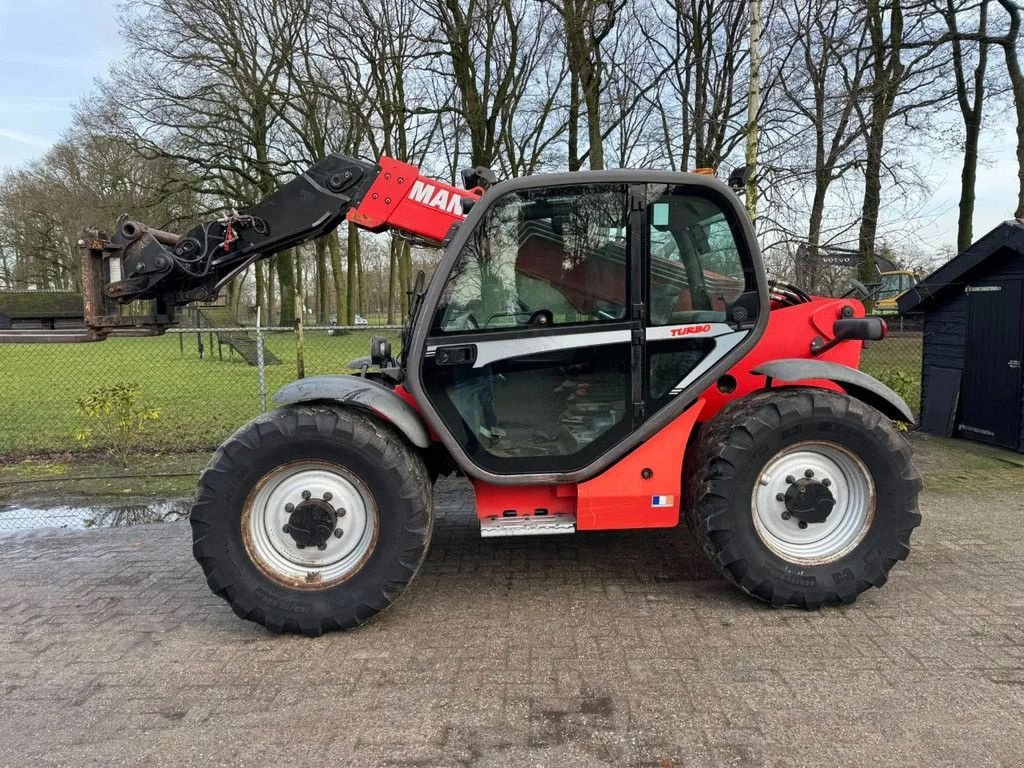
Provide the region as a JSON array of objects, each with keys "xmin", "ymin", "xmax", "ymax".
[{"xmin": 0, "ymin": 127, "xmax": 51, "ymax": 150}]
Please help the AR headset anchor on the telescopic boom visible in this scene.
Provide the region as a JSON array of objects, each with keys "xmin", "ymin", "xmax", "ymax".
[{"xmin": 3, "ymin": 154, "xmax": 485, "ymax": 342}]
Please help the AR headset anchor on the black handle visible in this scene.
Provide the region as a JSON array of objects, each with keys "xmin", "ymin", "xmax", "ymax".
[{"xmin": 435, "ymin": 344, "xmax": 477, "ymax": 366}]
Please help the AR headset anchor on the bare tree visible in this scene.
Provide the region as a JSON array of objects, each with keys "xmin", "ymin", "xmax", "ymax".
[
  {"xmin": 0, "ymin": 133, "xmax": 199, "ymax": 291},
  {"xmin": 93, "ymin": 0, "xmax": 316, "ymax": 323},
  {"xmin": 326, "ymin": 0, "xmax": 438, "ymax": 319},
  {"xmin": 418, "ymin": 0, "xmax": 554, "ymax": 169},
  {"xmin": 545, "ymin": 0, "xmax": 628, "ymax": 169},
  {"xmin": 777, "ymin": 0, "xmax": 872, "ymax": 289},
  {"xmin": 745, "ymin": 0, "xmax": 763, "ymax": 218},
  {"xmin": 855, "ymin": 0, "xmax": 950, "ymax": 285},
  {"xmin": 647, "ymin": 0, "xmax": 751, "ymax": 171},
  {"xmin": 995, "ymin": 0, "xmax": 1024, "ymax": 218},
  {"xmin": 938, "ymin": 0, "xmax": 992, "ymax": 251}
]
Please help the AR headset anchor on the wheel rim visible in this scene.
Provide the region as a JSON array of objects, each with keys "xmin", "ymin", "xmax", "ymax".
[
  {"xmin": 750, "ymin": 441, "xmax": 875, "ymax": 565},
  {"xmin": 242, "ymin": 461, "xmax": 377, "ymax": 590}
]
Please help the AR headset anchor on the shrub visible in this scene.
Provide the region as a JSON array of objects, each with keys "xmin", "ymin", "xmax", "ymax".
[
  {"xmin": 74, "ymin": 382, "xmax": 161, "ymax": 466},
  {"xmin": 875, "ymin": 367, "xmax": 917, "ymax": 405},
  {"xmin": 875, "ymin": 367, "xmax": 920, "ymax": 430}
]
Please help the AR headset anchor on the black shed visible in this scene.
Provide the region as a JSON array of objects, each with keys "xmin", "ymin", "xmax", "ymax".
[
  {"xmin": 899, "ymin": 220, "xmax": 1024, "ymax": 452},
  {"xmin": 0, "ymin": 291, "xmax": 84, "ymax": 331}
]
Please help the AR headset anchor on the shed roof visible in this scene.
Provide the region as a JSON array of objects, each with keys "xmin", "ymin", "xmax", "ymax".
[
  {"xmin": 0, "ymin": 291, "xmax": 84, "ymax": 319},
  {"xmin": 898, "ymin": 219, "xmax": 1024, "ymax": 314}
]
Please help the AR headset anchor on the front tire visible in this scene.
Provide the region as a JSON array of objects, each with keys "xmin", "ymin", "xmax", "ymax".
[
  {"xmin": 686, "ymin": 388, "xmax": 921, "ymax": 608},
  {"xmin": 191, "ymin": 404, "xmax": 433, "ymax": 636}
]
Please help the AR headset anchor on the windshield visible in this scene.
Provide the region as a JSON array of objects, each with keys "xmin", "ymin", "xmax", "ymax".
[{"xmin": 876, "ymin": 272, "xmax": 909, "ymax": 300}]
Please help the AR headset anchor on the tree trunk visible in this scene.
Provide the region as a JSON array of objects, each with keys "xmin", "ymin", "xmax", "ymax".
[
  {"xmin": 583, "ymin": 65, "xmax": 604, "ymax": 170},
  {"xmin": 293, "ymin": 253, "xmax": 305, "ymax": 379},
  {"xmin": 1000, "ymin": 0, "xmax": 1024, "ymax": 218},
  {"xmin": 327, "ymin": 231, "xmax": 345, "ymax": 323},
  {"xmin": 398, "ymin": 239, "xmax": 412, "ymax": 318},
  {"xmin": 293, "ymin": 250, "xmax": 303, "ymax": 326},
  {"xmin": 387, "ymin": 239, "xmax": 399, "ymax": 323},
  {"xmin": 959, "ymin": 117, "xmax": 982, "ymax": 251},
  {"xmin": 568, "ymin": 70, "xmax": 581, "ymax": 171},
  {"xmin": 255, "ymin": 261, "xmax": 266, "ymax": 322},
  {"xmin": 857, "ymin": 120, "xmax": 884, "ymax": 285},
  {"xmin": 267, "ymin": 257, "xmax": 277, "ymax": 326},
  {"xmin": 804, "ymin": 178, "xmax": 829, "ymax": 291},
  {"xmin": 744, "ymin": 0, "xmax": 762, "ymax": 220},
  {"xmin": 1010, "ymin": 72, "xmax": 1024, "ymax": 219},
  {"xmin": 346, "ymin": 222, "xmax": 359, "ymax": 325},
  {"xmin": 314, "ymin": 239, "xmax": 329, "ymax": 324},
  {"xmin": 226, "ymin": 276, "xmax": 240, "ymax": 319},
  {"xmin": 857, "ymin": 0, "xmax": 904, "ymax": 288},
  {"xmin": 947, "ymin": 0, "xmax": 989, "ymax": 252},
  {"xmin": 357, "ymin": 250, "xmax": 366, "ymax": 316},
  {"xmin": 276, "ymin": 250, "xmax": 296, "ymax": 326}
]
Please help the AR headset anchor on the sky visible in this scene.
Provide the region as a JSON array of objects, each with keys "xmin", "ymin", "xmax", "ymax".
[
  {"xmin": 0, "ymin": 0, "xmax": 122, "ymax": 159},
  {"xmin": 0, "ymin": 0, "xmax": 1019, "ymax": 256}
]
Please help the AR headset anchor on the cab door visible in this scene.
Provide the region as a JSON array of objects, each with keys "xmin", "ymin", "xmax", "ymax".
[
  {"xmin": 643, "ymin": 186, "xmax": 760, "ymax": 420},
  {"xmin": 410, "ymin": 176, "xmax": 764, "ymax": 482},
  {"xmin": 417, "ymin": 183, "xmax": 639, "ymax": 476}
]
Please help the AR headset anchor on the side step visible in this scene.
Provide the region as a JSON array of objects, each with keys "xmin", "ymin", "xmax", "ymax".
[{"xmin": 480, "ymin": 514, "xmax": 577, "ymax": 538}]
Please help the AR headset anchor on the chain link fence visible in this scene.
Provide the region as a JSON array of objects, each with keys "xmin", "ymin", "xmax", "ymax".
[
  {"xmin": 858, "ymin": 314, "xmax": 924, "ymax": 419},
  {"xmin": 0, "ymin": 323, "xmax": 401, "ymax": 532},
  {"xmin": 1, "ymin": 314, "xmax": 924, "ymax": 533}
]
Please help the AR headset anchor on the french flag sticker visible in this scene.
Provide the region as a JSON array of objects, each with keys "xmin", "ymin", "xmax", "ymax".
[{"xmin": 651, "ymin": 495, "xmax": 674, "ymax": 508}]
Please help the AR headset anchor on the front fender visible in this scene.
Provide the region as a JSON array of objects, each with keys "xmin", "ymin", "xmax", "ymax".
[
  {"xmin": 751, "ymin": 358, "xmax": 914, "ymax": 423},
  {"xmin": 273, "ymin": 375, "xmax": 431, "ymax": 448}
]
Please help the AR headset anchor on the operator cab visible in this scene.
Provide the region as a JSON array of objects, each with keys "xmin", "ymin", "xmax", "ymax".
[
  {"xmin": 407, "ymin": 173, "xmax": 768, "ymax": 481},
  {"xmin": 873, "ymin": 270, "xmax": 917, "ymax": 314}
]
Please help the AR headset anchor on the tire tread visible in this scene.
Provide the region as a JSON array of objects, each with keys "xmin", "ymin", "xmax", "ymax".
[
  {"xmin": 189, "ymin": 404, "xmax": 433, "ymax": 636},
  {"xmin": 685, "ymin": 388, "xmax": 921, "ymax": 609}
]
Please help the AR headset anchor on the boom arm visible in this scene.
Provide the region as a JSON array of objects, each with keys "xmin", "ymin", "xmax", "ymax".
[{"xmin": 78, "ymin": 154, "xmax": 481, "ymax": 337}]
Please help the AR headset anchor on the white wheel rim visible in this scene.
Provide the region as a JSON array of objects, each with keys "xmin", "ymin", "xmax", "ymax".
[
  {"xmin": 751, "ymin": 441, "xmax": 875, "ymax": 565},
  {"xmin": 242, "ymin": 461, "xmax": 377, "ymax": 590}
]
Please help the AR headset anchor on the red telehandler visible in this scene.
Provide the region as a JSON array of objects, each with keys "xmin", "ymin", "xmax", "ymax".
[{"xmin": 22, "ymin": 153, "xmax": 922, "ymax": 635}]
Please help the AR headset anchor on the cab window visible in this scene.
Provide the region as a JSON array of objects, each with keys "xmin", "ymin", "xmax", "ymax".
[
  {"xmin": 432, "ymin": 184, "xmax": 630, "ymax": 334},
  {"xmin": 648, "ymin": 190, "xmax": 752, "ymax": 326}
]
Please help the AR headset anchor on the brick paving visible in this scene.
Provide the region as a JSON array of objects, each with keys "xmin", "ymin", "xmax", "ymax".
[{"xmin": 2, "ymin": 444, "xmax": 1024, "ymax": 767}]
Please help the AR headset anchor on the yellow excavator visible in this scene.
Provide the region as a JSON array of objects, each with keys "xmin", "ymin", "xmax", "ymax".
[{"xmin": 873, "ymin": 269, "xmax": 918, "ymax": 314}]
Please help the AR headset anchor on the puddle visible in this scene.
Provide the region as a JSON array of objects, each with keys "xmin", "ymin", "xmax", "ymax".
[{"xmin": 0, "ymin": 500, "xmax": 191, "ymax": 533}]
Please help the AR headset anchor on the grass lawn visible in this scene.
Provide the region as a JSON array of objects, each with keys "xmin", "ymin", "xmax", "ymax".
[
  {"xmin": 0, "ymin": 328, "xmax": 400, "ymax": 456},
  {"xmin": 1, "ymin": 325, "xmax": 923, "ymax": 458}
]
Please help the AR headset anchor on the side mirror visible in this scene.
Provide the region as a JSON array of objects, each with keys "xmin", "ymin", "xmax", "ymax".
[
  {"xmin": 833, "ymin": 317, "xmax": 887, "ymax": 341},
  {"xmin": 812, "ymin": 317, "xmax": 887, "ymax": 355},
  {"xmin": 370, "ymin": 335, "xmax": 393, "ymax": 366},
  {"xmin": 727, "ymin": 164, "xmax": 752, "ymax": 192},
  {"xmin": 461, "ymin": 166, "xmax": 497, "ymax": 191}
]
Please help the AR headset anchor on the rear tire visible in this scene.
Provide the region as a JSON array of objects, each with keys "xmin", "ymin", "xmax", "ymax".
[
  {"xmin": 190, "ymin": 404, "xmax": 433, "ymax": 636},
  {"xmin": 685, "ymin": 388, "xmax": 921, "ymax": 608}
]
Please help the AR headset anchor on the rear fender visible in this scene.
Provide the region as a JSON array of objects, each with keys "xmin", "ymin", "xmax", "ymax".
[
  {"xmin": 751, "ymin": 358, "xmax": 914, "ymax": 423},
  {"xmin": 273, "ymin": 375, "xmax": 431, "ymax": 448}
]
